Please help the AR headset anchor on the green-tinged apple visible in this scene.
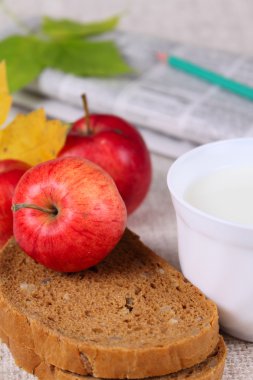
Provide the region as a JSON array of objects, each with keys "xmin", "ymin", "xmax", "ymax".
[
  {"xmin": 12, "ymin": 157, "xmax": 127, "ymax": 272},
  {"xmin": 0, "ymin": 159, "xmax": 30, "ymax": 248},
  {"xmin": 58, "ymin": 95, "xmax": 152, "ymax": 214}
]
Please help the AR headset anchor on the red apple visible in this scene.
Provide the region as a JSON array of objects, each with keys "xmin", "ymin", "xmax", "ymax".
[
  {"xmin": 0, "ymin": 159, "xmax": 30, "ymax": 248},
  {"xmin": 58, "ymin": 98, "xmax": 152, "ymax": 214},
  {"xmin": 12, "ymin": 157, "xmax": 127, "ymax": 272}
]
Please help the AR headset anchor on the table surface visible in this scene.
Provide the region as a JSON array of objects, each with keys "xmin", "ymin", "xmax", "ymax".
[{"xmin": 1, "ymin": 1, "xmax": 253, "ymax": 378}]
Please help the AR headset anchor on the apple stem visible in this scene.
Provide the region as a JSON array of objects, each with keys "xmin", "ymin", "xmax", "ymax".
[
  {"xmin": 12, "ymin": 203, "xmax": 58, "ymax": 216},
  {"xmin": 82, "ymin": 94, "xmax": 92, "ymax": 135}
]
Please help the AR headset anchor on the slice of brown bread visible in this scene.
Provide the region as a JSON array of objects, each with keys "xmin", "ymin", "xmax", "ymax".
[
  {"xmin": 0, "ymin": 229, "xmax": 219, "ymax": 379},
  {"xmin": 0, "ymin": 330, "xmax": 226, "ymax": 380}
]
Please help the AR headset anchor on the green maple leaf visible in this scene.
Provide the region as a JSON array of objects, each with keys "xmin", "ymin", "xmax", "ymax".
[
  {"xmin": 0, "ymin": 35, "xmax": 49, "ymax": 92},
  {"xmin": 46, "ymin": 39, "xmax": 132, "ymax": 76},
  {"xmin": 0, "ymin": 16, "xmax": 132, "ymax": 92},
  {"xmin": 42, "ymin": 15, "xmax": 119, "ymax": 39}
]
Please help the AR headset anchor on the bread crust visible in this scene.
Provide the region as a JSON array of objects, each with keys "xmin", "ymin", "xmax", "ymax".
[
  {"xmin": 0, "ymin": 329, "xmax": 226, "ymax": 380},
  {"xmin": 0, "ymin": 231, "xmax": 220, "ymax": 378},
  {"xmin": 0, "ymin": 299, "xmax": 219, "ymax": 378}
]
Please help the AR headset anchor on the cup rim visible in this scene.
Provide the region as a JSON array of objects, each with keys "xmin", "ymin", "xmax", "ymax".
[{"xmin": 167, "ymin": 137, "xmax": 253, "ymax": 232}]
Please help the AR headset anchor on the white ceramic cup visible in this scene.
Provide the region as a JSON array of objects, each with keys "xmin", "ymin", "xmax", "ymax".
[{"xmin": 167, "ymin": 138, "xmax": 253, "ymax": 342}]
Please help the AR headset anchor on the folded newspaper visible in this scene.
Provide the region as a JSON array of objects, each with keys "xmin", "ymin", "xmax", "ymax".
[{"xmin": 14, "ymin": 31, "xmax": 253, "ymax": 158}]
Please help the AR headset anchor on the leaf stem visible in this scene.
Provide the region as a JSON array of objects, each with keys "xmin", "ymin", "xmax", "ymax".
[
  {"xmin": 0, "ymin": 0, "xmax": 31, "ymax": 34},
  {"xmin": 82, "ymin": 94, "xmax": 92, "ymax": 135},
  {"xmin": 12, "ymin": 203, "xmax": 58, "ymax": 215}
]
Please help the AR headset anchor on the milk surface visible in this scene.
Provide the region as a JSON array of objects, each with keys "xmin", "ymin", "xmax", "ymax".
[{"xmin": 184, "ymin": 166, "xmax": 253, "ymax": 225}]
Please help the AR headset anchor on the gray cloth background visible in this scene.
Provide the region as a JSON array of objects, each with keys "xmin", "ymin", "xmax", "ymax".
[
  {"xmin": 1, "ymin": 0, "xmax": 253, "ymax": 55},
  {"xmin": 0, "ymin": 1, "xmax": 253, "ymax": 378}
]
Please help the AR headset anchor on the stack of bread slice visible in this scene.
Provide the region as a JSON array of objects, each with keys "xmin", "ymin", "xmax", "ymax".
[{"xmin": 0, "ymin": 229, "xmax": 226, "ymax": 380}]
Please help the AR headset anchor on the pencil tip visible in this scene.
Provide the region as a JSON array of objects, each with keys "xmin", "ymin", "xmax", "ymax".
[{"xmin": 156, "ymin": 52, "xmax": 168, "ymax": 62}]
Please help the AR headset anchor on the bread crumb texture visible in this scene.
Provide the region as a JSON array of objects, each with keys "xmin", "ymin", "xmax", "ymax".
[{"xmin": 0, "ymin": 230, "xmax": 216, "ymax": 349}]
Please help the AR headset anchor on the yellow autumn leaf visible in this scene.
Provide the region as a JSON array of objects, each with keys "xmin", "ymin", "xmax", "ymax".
[
  {"xmin": 0, "ymin": 108, "xmax": 68, "ymax": 165},
  {"xmin": 0, "ymin": 61, "xmax": 12, "ymax": 125}
]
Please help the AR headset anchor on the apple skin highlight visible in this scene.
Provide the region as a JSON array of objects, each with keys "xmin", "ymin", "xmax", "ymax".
[
  {"xmin": 12, "ymin": 157, "xmax": 127, "ymax": 272},
  {"xmin": 59, "ymin": 114, "xmax": 152, "ymax": 214}
]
